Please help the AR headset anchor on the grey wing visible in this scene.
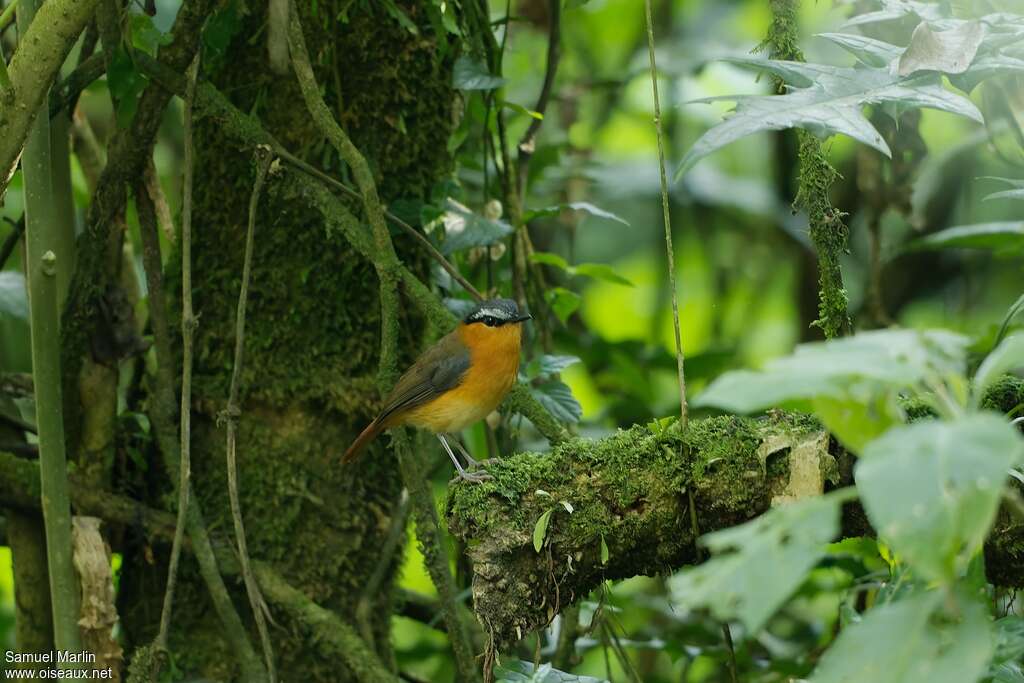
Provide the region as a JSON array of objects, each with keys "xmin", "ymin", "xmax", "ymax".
[{"xmin": 377, "ymin": 333, "xmax": 471, "ymax": 423}]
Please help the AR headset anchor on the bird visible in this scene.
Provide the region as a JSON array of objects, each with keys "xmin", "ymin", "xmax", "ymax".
[{"xmin": 342, "ymin": 298, "xmax": 531, "ymax": 482}]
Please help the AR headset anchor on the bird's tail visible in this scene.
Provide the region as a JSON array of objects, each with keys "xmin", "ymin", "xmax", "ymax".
[{"xmin": 341, "ymin": 418, "xmax": 385, "ymax": 465}]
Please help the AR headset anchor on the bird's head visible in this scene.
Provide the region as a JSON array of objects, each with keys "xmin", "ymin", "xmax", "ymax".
[{"xmin": 462, "ymin": 298, "xmax": 532, "ymax": 328}]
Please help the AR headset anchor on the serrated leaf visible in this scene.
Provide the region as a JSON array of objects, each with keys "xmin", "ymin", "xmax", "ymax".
[
  {"xmin": 972, "ymin": 334, "xmax": 1024, "ymax": 408},
  {"xmin": 810, "ymin": 590, "xmax": 993, "ymax": 683},
  {"xmin": 531, "ymin": 380, "xmax": 582, "ymax": 424},
  {"xmin": 818, "ymin": 32, "xmax": 902, "ymax": 68},
  {"xmin": 440, "ymin": 199, "xmax": 513, "ymax": 254},
  {"xmin": 533, "ymin": 509, "xmax": 553, "ymax": 553},
  {"xmin": 453, "ymin": 55, "xmax": 506, "ymax": 90},
  {"xmin": 0, "ymin": 271, "xmax": 28, "ymax": 320},
  {"xmin": 904, "ymin": 222, "xmax": 1024, "ymax": 252},
  {"xmin": 856, "ymin": 414, "xmax": 1024, "ymax": 583},
  {"xmin": 669, "ymin": 491, "xmax": 852, "ymax": 634},
  {"xmin": 898, "ymin": 21, "xmax": 985, "ymax": 76},
  {"xmin": 677, "ymin": 57, "xmax": 982, "ymax": 177},
  {"xmin": 526, "ymin": 202, "xmax": 630, "ymax": 226}
]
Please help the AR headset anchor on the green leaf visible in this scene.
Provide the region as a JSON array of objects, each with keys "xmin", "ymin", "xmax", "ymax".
[
  {"xmin": 453, "ymin": 56, "xmax": 506, "ymax": 90},
  {"xmin": 997, "ymin": 293, "xmax": 1024, "ymax": 344},
  {"xmin": 573, "ymin": 263, "xmax": 634, "ymax": 287},
  {"xmin": 501, "ymin": 101, "xmax": 543, "ymax": 120},
  {"xmin": 440, "ymin": 199, "xmax": 513, "ymax": 254},
  {"xmin": 856, "ymin": 414, "xmax": 1024, "ymax": 583},
  {"xmin": 530, "ymin": 252, "xmax": 571, "ymax": 271},
  {"xmin": 812, "ymin": 393, "xmax": 900, "ymax": 454},
  {"xmin": 129, "ymin": 13, "xmax": 172, "ymax": 56},
  {"xmin": 545, "ymin": 287, "xmax": 582, "ymax": 324},
  {"xmin": 0, "ymin": 271, "xmax": 28, "ymax": 320},
  {"xmin": 525, "ymin": 202, "xmax": 630, "ymax": 226},
  {"xmin": 531, "ymin": 253, "xmax": 633, "ymax": 286},
  {"xmin": 676, "ymin": 57, "xmax": 982, "ymax": 177},
  {"xmin": 107, "ymin": 46, "xmax": 148, "ymax": 128},
  {"xmin": 533, "ymin": 509, "xmax": 553, "ymax": 553},
  {"xmin": 382, "ymin": 0, "xmax": 419, "ymax": 34},
  {"xmin": 668, "ymin": 490, "xmax": 852, "ymax": 634},
  {"xmin": 904, "ymin": 222, "xmax": 1024, "ymax": 252},
  {"xmin": 495, "ymin": 660, "xmax": 608, "ymax": 683},
  {"xmin": 817, "ymin": 32, "xmax": 902, "ymax": 68},
  {"xmin": 972, "ymin": 335, "xmax": 1024, "ymax": 409},
  {"xmin": 531, "ymin": 380, "xmax": 583, "ymax": 424},
  {"xmin": 810, "ymin": 590, "xmax": 993, "ymax": 683},
  {"xmin": 841, "ymin": 1, "xmax": 945, "ymax": 29},
  {"xmin": 600, "ymin": 534, "xmax": 609, "ymax": 565},
  {"xmin": 897, "ymin": 21, "xmax": 984, "ymax": 76},
  {"xmin": 526, "ymin": 354, "xmax": 581, "ymax": 379},
  {"xmin": 986, "ymin": 189, "xmax": 1024, "ymax": 202},
  {"xmin": 994, "ymin": 616, "xmax": 1024, "ymax": 665},
  {"xmin": 201, "ymin": 0, "xmax": 241, "ymax": 66},
  {"xmin": 696, "ymin": 329, "xmax": 968, "ymax": 414}
]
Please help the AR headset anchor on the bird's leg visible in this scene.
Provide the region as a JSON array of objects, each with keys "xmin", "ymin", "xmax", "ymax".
[
  {"xmin": 437, "ymin": 434, "xmax": 491, "ymax": 483},
  {"xmin": 452, "ymin": 437, "xmax": 483, "ymax": 469}
]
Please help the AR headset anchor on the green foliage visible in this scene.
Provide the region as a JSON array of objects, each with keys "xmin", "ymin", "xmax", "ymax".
[
  {"xmin": 496, "ymin": 660, "xmax": 606, "ymax": 683},
  {"xmin": 676, "ymin": 57, "xmax": 982, "ymax": 177},
  {"xmin": 810, "ymin": 590, "xmax": 993, "ymax": 683},
  {"xmin": 670, "ymin": 490, "xmax": 854, "ymax": 633},
  {"xmin": 531, "ymin": 252, "xmax": 633, "ymax": 287},
  {"xmin": 440, "ymin": 199, "xmax": 513, "ymax": 254},
  {"xmin": 856, "ymin": 414, "xmax": 1024, "ymax": 583},
  {"xmin": 903, "ymin": 222, "xmax": 1024, "ymax": 253},
  {"xmin": 453, "ymin": 55, "xmax": 506, "ymax": 90}
]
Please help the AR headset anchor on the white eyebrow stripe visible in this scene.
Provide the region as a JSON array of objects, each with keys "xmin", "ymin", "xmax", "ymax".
[{"xmin": 473, "ymin": 307, "xmax": 509, "ymax": 320}]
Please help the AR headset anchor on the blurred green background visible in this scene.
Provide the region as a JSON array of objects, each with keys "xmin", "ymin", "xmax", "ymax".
[{"xmin": 1, "ymin": 0, "xmax": 1021, "ymax": 680}]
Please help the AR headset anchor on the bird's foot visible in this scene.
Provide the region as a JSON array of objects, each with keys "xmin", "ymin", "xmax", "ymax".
[
  {"xmin": 451, "ymin": 468, "xmax": 493, "ymax": 484},
  {"xmin": 467, "ymin": 457, "xmax": 501, "ymax": 470}
]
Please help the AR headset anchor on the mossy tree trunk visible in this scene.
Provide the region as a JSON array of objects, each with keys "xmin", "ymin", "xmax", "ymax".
[{"xmin": 116, "ymin": 3, "xmax": 459, "ymax": 680}]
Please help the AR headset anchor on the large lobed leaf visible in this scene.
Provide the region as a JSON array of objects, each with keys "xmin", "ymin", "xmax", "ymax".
[
  {"xmin": 810, "ymin": 590, "xmax": 993, "ymax": 683},
  {"xmin": 668, "ymin": 490, "xmax": 853, "ymax": 634},
  {"xmin": 676, "ymin": 57, "xmax": 981, "ymax": 177},
  {"xmin": 856, "ymin": 414, "xmax": 1024, "ymax": 583}
]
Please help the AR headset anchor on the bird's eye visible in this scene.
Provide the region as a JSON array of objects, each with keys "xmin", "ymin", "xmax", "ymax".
[{"xmin": 483, "ymin": 315, "xmax": 498, "ymax": 326}]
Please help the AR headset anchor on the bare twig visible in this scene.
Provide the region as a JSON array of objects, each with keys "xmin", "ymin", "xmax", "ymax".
[
  {"xmin": 643, "ymin": 0, "xmax": 688, "ymax": 431},
  {"xmin": 155, "ymin": 54, "xmax": 197, "ymax": 659},
  {"xmin": 357, "ymin": 488, "xmax": 411, "ymax": 656},
  {"xmin": 515, "ymin": 0, "xmax": 560, "ymax": 197},
  {"xmin": 221, "ymin": 145, "xmax": 277, "ymax": 683},
  {"xmin": 135, "ymin": 181, "xmax": 266, "ymax": 682}
]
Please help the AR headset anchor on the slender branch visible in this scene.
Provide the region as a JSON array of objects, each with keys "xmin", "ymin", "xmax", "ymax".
[
  {"xmin": 48, "ymin": 52, "xmax": 105, "ymax": 121},
  {"xmin": 221, "ymin": 146, "xmax": 277, "ymax": 683},
  {"xmin": 0, "ymin": 0, "xmax": 16, "ymax": 33},
  {"xmin": 357, "ymin": 488, "xmax": 411, "ymax": 657},
  {"xmin": 155, "ymin": 54, "xmax": 198, "ymax": 658},
  {"xmin": 288, "ymin": 9, "xmax": 481, "ymax": 681},
  {"xmin": 18, "ymin": 0, "xmax": 82, "ymax": 661},
  {"xmin": 134, "ymin": 180, "xmax": 267, "ymax": 683},
  {"xmin": 0, "ymin": 215, "xmax": 24, "ymax": 270},
  {"xmin": 0, "ymin": 0, "xmax": 101, "ymax": 198},
  {"xmin": 642, "ymin": 0, "xmax": 688, "ymax": 430},
  {"xmin": 515, "ymin": 0, "xmax": 560, "ymax": 197}
]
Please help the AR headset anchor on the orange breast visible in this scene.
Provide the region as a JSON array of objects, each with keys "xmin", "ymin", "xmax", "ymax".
[{"xmin": 405, "ymin": 322, "xmax": 522, "ymax": 433}]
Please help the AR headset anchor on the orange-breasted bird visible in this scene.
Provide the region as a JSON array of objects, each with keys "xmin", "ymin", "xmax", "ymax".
[{"xmin": 342, "ymin": 298, "xmax": 531, "ymax": 481}]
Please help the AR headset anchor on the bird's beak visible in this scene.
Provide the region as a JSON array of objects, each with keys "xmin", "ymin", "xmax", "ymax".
[{"xmin": 514, "ymin": 314, "xmax": 532, "ymax": 323}]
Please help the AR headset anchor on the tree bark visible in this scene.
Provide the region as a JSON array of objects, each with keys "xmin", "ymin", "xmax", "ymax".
[{"xmin": 111, "ymin": 3, "xmax": 459, "ymax": 680}]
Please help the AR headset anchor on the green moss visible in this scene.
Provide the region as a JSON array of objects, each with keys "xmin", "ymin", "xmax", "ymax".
[
  {"xmin": 118, "ymin": 2, "xmax": 461, "ymax": 680},
  {"xmin": 980, "ymin": 375, "xmax": 1024, "ymax": 415}
]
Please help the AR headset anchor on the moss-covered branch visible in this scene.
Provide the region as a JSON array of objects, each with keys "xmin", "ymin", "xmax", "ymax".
[
  {"xmin": 446, "ymin": 378, "xmax": 1024, "ymax": 646},
  {"xmin": 0, "ymin": 0, "xmax": 101, "ymax": 198}
]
